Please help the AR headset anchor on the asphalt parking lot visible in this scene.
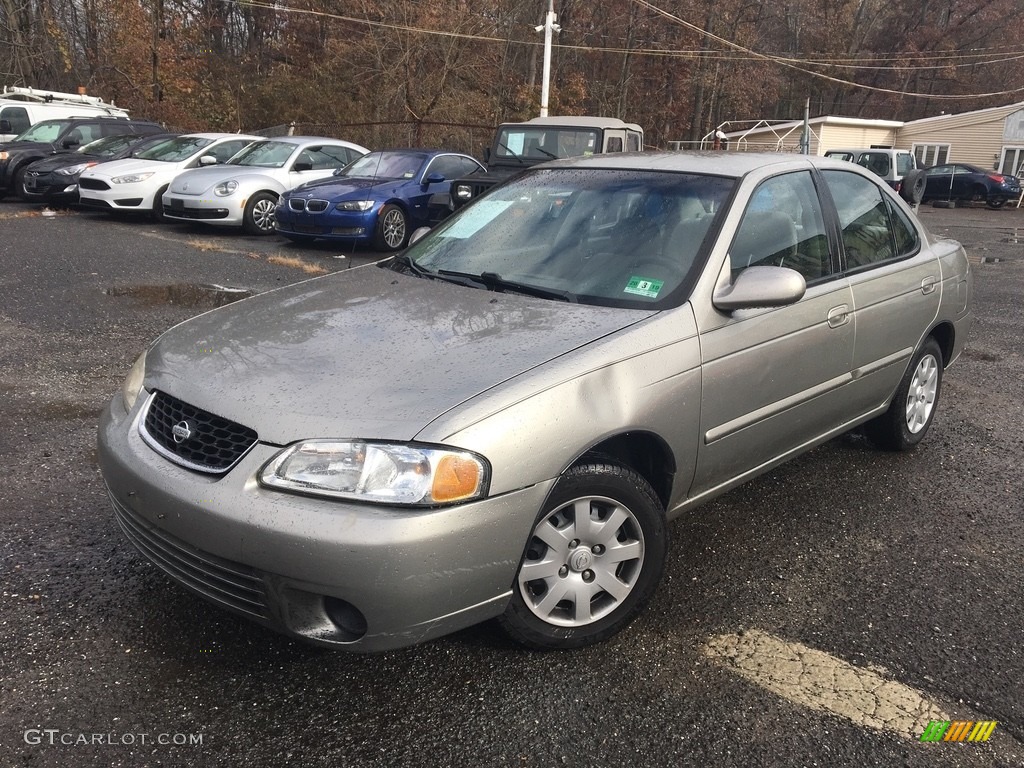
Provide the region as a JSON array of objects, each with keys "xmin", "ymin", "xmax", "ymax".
[{"xmin": 1, "ymin": 201, "xmax": 1022, "ymax": 767}]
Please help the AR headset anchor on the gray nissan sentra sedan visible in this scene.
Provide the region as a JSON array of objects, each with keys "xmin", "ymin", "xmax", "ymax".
[{"xmin": 98, "ymin": 152, "xmax": 973, "ymax": 652}]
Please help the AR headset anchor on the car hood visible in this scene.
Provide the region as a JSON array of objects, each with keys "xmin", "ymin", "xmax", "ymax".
[
  {"xmin": 85, "ymin": 157, "xmax": 183, "ymax": 178},
  {"xmin": 143, "ymin": 264, "xmax": 651, "ymax": 446},
  {"xmin": 29, "ymin": 152, "xmax": 101, "ymax": 171},
  {"xmin": 168, "ymin": 164, "xmax": 282, "ymax": 194},
  {"xmin": 288, "ymin": 176, "xmax": 405, "ymax": 200},
  {"xmin": 0, "ymin": 140, "xmax": 56, "ymax": 154}
]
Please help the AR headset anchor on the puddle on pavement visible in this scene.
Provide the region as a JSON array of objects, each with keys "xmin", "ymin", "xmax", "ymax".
[{"xmin": 106, "ymin": 283, "xmax": 254, "ymax": 308}]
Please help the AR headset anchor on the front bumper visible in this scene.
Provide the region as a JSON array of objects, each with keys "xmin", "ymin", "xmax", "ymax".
[
  {"xmin": 78, "ymin": 179, "xmax": 155, "ymax": 211},
  {"xmin": 22, "ymin": 171, "xmax": 79, "ymax": 203},
  {"xmin": 162, "ymin": 193, "xmax": 239, "ymax": 225},
  {"xmin": 274, "ymin": 204, "xmax": 377, "ymax": 241},
  {"xmin": 97, "ymin": 394, "xmax": 551, "ymax": 651}
]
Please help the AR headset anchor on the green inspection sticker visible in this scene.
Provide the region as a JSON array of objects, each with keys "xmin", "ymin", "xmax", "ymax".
[{"xmin": 624, "ymin": 276, "xmax": 664, "ymax": 298}]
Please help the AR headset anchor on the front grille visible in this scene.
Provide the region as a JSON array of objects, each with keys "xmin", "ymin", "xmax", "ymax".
[
  {"xmin": 109, "ymin": 490, "xmax": 268, "ymax": 619},
  {"xmin": 79, "ymin": 177, "xmax": 110, "ymax": 190},
  {"xmin": 287, "ymin": 198, "xmax": 329, "ymax": 212},
  {"xmin": 140, "ymin": 391, "xmax": 258, "ymax": 474}
]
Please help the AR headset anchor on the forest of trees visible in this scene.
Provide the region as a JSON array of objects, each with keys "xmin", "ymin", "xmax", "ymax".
[{"xmin": 2, "ymin": 0, "xmax": 1023, "ymax": 151}]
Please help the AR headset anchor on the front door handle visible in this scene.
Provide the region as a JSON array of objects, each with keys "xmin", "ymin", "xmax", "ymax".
[{"xmin": 827, "ymin": 304, "xmax": 850, "ymax": 328}]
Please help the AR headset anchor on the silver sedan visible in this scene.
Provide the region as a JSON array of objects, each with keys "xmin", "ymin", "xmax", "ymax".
[
  {"xmin": 98, "ymin": 152, "xmax": 973, "ymax": 652},
  {"xmin": 161, "ymin": 136, "xmax": 368, "ymax": 234}
]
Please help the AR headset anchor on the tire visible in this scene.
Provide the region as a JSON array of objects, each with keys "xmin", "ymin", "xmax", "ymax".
[
  {"xmin": 865, "ymin": 337, "xmax": 943, "ymax": 451},
  {"xmin": 14, "ymin": 165, "xmax": 30, "ymax": 202},
  {"xmin": 243, "ymin": 191, "xmax": 278, "ymax": 235},
  {"xmin": 372, "ymin": 204, "xmax": 407, "ymax": 251},
  {"xmin": 499, "ymin": 461, "xmax": 668, "ymax": 650},
  {"xmin": 899, "ymin": 169, "xmax": 926, "ymax": 205},
  {"xmin": 986, "ymin": 196, "xmax": 1007, "ymax": 210},
  {"xmin": 151, "ymin": 185, "xmax": 169, "ymax": 222}
]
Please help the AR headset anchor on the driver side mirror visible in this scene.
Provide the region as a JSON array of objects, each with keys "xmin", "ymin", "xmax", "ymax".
[
  {"xmin": 408, "ymin": 227, "xmax": 431, "ymax": 247},
  {"xmin": 198, "ymin": 155, "xmax": 217, "ymax": 166},
  {"xmin": 424, "ymin": 172, "xmax": 445, "ymax": 185},
  {"xmin": 0, "ymin": 119, "xmax": 11, "ymax": 133},
  {"xmin": 713, "ymin": 266, "xmax": 806, "ymax": 312},
  {"xmin": 292, "ymin": 161, "xmax": 313, "ymax": 172}
]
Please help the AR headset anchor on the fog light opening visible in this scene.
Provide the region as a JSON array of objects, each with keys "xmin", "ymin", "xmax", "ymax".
[{"xmin": 323, "ymin": 597, "xmax": 368, "ymax": 641}]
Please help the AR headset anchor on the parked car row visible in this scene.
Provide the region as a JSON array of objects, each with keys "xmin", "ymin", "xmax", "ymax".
[
  {"xmin": 2, "ymin": 123, "xmax": 486, "ymax": 250},
  {"xmin": 824, "ymin": 148, "xmax": 1021, "ymax": 209}
]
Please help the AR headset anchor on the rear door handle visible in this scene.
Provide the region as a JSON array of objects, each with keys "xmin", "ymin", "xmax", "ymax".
[
  {"xmin": 827, "ymin": 304, "xmax": 850, "ymax": 328},
  {"xmin": 921, "ymin": 276, "xmax": 938, "ymax": 295}
]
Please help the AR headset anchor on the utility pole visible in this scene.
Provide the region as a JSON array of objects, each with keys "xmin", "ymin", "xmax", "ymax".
[{"xmin": 536, "ymin": 0, "xmax": 560, "ymax": 117}]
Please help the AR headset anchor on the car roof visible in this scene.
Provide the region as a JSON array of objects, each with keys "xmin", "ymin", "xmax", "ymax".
[
  {"xmin": 509, "ymin": 116, "xmax": 644, "ymax": 131},
  {"xmin": 540, "ymin": 151, "xmax": 860, "ymax": 177},
  {"xmin": 180, "ymin": 132, "xmax": 261, "ymax": 140}
]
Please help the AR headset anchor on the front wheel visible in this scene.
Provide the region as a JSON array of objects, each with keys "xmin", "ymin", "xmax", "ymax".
[
  {"xmin": 151, "ymin": 185, "xmax": 169, "ymax": 222},
  {"xmin": 243, "ymin": 191, "xmax": 278, "ymax": 235},
  {"xmin": 373, "ymin": 204, "xmax": 407, "ymax": 251},
  {"xmin": 865, "ymin": 337, "xmax": 943, "ymax": 451},
  {"xmin": 499, "ymin": 461, "xmax": 667, "ymax": 650}
]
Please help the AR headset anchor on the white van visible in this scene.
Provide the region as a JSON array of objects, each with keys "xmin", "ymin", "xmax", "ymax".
[{"xmin": 0, "ymin": 87, "xmax": 129, "ymax": 141}]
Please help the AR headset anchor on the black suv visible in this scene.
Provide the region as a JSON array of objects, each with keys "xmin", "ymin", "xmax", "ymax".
[{"xmin": 0, "ymin": 117, "xmax": 164, "ymax": 200}]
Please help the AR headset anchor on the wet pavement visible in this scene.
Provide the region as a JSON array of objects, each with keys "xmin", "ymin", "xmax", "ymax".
[{"xmin": 1, "ymin": 201, "xmax": 1022, "ymax": 767}]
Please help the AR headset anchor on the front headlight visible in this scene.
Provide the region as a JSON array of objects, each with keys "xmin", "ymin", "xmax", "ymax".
[
  {"xmin": 121, "ymin": 351, "xmax": 147, "ymax": 412},
  {"xmin": 112, "ymin": 172, "xmax": 154, "ymax": 184},
  {"xmin": 336, "ymin": 200, "xmax": 374, "ymax": 212},
  {"xmin": 260, "ymin": 440, "xmax": 489, "ymax": 506},
  {"xmin": 214, "ymin": 180, "xmax": 238, "ymax": 196},
  {"xmin": 57, "ymin": 162, "xmax": 95, "ymax": 176},
  {"xmin": 454, "ymin": 184, "xmax": 473, "ymax": 200}
]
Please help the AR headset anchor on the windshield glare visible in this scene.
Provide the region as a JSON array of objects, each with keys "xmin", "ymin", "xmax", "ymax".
[
  {"xmin": 135, "ymin": 136, "xmax": 215, "ymax": 162},
  {"xmin": 79, "ymin": 135, "xmax": 135, "ymax": 157},
  {"xmin": 228, "ymin": 140, "xmax": 295, "ymax": 168},
  {"xmin": 408, "ymin": 168, "xmax": 734, "ymax": 308},
  {"xmin": 495, "ymin": 128, "xmax": 600, "ymax": 161},
  {"xmin": 341, "ymin": 151, "xmax": 426, "ymax": 180},
  {"xmin": 16, "ymin": 120, "xmax": 71, "ymax": 142}
]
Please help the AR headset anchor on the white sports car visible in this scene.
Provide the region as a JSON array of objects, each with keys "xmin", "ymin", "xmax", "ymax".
[{"xmin": 162, "ymin": 136, "xmax": 369, "ymax": 234}]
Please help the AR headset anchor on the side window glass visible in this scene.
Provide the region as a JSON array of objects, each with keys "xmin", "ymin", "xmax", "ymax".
[
  {"xmin": 627, "ymin": 132, "xmax": 641, "ymax": 152},
  {"xmin": 212, "ymin": 140, "xmax": 248, "ymax": 163},
  {"xmin": 606, "ymin": 136, "xmax": 623, "ymax": 152},
  {"xmin": 729, "ymin": 171, "xmax": 831, "ymax": 282},
  {"xmin": 459, "ymin": 157, "xmax": 482, "ymax": 176},
  {"xmin": 886, "ymin": 198, "xmax": 920, "ymax": 257},
  {"xmin": 0, "ymin": 106, "xmax": 30, "ymax": 134},
  {"xmin": 821, "ymin": 170, "xmax": 897, "ymax": 269},
  {"xmin": 80, "ymin": 124, "xmax": 104, "ymax": 142},
  {"xmin": 315, "ymin": 145, "xmax": 354, "ymax": 169}
]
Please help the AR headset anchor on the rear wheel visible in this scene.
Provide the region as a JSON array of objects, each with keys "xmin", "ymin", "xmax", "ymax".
[
  {"xmin": 987, "ymin": 196, "xmax": 1007, "ymax": 210},
  {"xmin": 865, "ymin": 337, "xmax": 943, "ymax": 451},
  {"xmin": 243, "ymin": 191, "xmax": 278, "ymax": 235},
  {"xmin": 373, "ymin": 204, "xmax": 407, "ymax": 251},
  {"xmin": 499, "ymin": 461, "xmax": 667, "ymax": 650}
]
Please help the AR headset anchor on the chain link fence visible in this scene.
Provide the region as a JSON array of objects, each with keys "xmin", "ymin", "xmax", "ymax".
[{"xmin": 249, "ymin": 120, "xmax": 496, "ymax": 157}]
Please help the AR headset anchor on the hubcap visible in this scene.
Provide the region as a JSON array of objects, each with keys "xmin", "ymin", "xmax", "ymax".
[
  {"xmin": 517, "ymin": 496, "xmax": 645, "ymax": 627},
  {"xmin": 252, "ymin": 199, "xmax": 276, "ymax": 231},
  {"xmin": 381, "ymin": 209, "xmax": 405, "ymax": 248},
  {"xmin": 905, "ymin": 353, "xmax": 938, "ymax": 434}
]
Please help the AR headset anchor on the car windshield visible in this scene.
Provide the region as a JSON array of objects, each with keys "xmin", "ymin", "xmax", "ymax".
[
  {"xmin": 340, "ymin": 151, "xmax": 426, "ymax": 180},
  {"xmin": 494, "ymin": 127, "xmax": 601, "ymax": 161},
  {"xmin": 405, "ymin": 168, "xmax": 734, "ymax": 309},
  {"xmin": 15, "ymin": 120, "xmax": 71, "ymax": 142},
  {"xmin": 78, "ymin": 134, "xmax": 136, "ymax": 157},
  {"xmin": 227, "ymin": 140, "xmax": 296, "ymax": 168},
  {"xmin": 135, "ymin": 136, "xmax": 215, "ymax": 162}
]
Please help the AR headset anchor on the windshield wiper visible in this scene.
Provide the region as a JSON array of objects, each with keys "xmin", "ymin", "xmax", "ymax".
[
  {"xmin": 389, "ymin": 252, "xmax": 430, "ymax": 278},
  {"xmin": 436, "ymin": 269, "xmax": 577, "ymax": 302},
  {"xmin": 497, "ymin": 143, "xmax": 526, "ymax": 165}
]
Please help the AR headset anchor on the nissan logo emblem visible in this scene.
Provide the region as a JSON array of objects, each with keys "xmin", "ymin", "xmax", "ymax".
[{"xmin": 171, "ymin": 421, "xmax": 194, "ymax": 444}]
